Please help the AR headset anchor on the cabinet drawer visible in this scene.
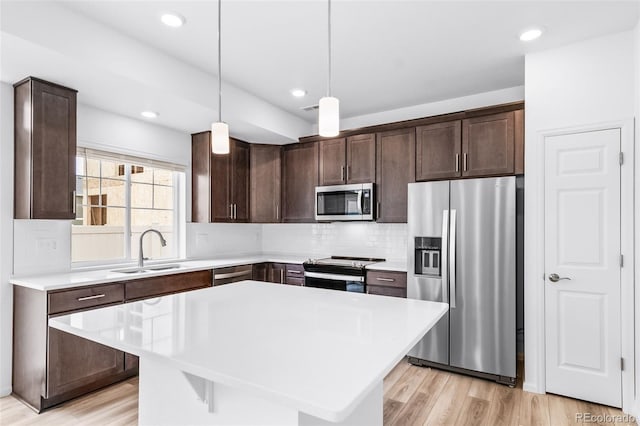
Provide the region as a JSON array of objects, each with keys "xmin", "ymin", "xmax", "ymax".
[
  {"xmin": 213, "ymin": 265, "xmax": 253, "ymax": 286},
  {"xmin": 366, "ymin": 285, "xmax": 406, "ymax": 298},
  {"xmin": 48, "ymin": 283, "xmax": 124, "ymax": 315},
  {"xmin": 286, "ymin": 277, "xmax": 305, "ymax": 286},
  {"xmin": 125, "ymin": 270, "xmax": 212, "ymax": 301},
  {"xmin": 286, "ymin": 263, "xmax": 304, "ymax": 278},
  {"xmin": 366, "ymin": 270, "xmax": 407, "ymax": 289}
]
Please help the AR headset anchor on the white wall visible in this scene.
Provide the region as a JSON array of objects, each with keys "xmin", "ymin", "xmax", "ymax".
[
  {"xmin": 186, "ymin": 223, "xmax": 262, "ymax": 259},
  {"xmin": 262, "ymin": 223, "xmax": 407, "ymax": 262},
  {"xmin": 634, "ymin": 20, "xmax": 640, "ymax": 417},
  {"xmin": 77, "ymin": 104, "xmax": 191, "ymax": 166},
  {"xmin": 334, "ymin": 86, "xmax": 524, "ymax": 133},
  {"xmin": 0, "ymin": 82, "xmax": 15, "ymax": 396},
  {"xmin": 523, "ymin": 30, "xmax": 635, "ymax": 405}
]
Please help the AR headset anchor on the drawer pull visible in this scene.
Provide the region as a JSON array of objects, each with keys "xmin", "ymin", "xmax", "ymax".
[
  {"xmin": 214, "ymin": 270, "xmax": 252, "ymax": 280},
  {"xmin": 376, "ymin": 277, "xmax": 395, "ymax": 282},
  {"xmin": 77, "ymin": 294, "xmax": 106, "ymax": 301},
  {"xmin": 288, "ymin": 270, "xmax": 302, "ymax": 274}
]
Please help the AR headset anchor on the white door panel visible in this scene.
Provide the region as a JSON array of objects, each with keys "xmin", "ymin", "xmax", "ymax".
[{"xmin": 544, "ymin": 128, "xmax": 621, "ymax": 407}]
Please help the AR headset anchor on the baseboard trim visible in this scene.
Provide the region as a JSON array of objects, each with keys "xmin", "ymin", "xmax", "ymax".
[
  {"xmin": 0, "ymin": 385, "xmax": 12, "ymax": 397},
  {"xmin": 523, "ymin": 381, "xmax": 544, "ymax": 394},
  {"xmin": 627, "ymin": 398, "xmax": 640, "ymax": 418}
]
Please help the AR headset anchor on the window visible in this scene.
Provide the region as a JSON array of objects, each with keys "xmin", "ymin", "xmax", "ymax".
[{"xmin": 72, "ymin": 149, "xmax": 184, "ymax": 266}]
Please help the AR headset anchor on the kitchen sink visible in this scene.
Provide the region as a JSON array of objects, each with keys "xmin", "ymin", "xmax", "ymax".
[{"xmin": 112, "ymin": 264, "xmax": 182, "ymax": 274}]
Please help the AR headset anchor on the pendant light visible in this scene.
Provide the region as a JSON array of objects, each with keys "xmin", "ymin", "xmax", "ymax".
[
  {"xmin": 212, "ymin": 0, "xmax": 230, "ymax": 154},
  {"xmin": 318, "ymin": 0, "xmax": 339, "ymax": 137}
]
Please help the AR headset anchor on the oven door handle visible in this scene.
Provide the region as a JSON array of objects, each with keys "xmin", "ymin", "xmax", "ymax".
[{"xmin": 304, "ymin": 271, "xmax": 365, "ymax": 282}]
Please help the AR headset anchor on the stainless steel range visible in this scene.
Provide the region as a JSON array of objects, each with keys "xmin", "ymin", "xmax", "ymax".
[{"xmin": 303, "ymin": 256, "xmax": 384, "ymax": 293}]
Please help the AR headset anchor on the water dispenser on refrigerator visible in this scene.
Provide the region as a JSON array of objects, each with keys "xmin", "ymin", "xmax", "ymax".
[{"xmin": 414, "ymin": 237, "xmax": 442, "ymax": 276}]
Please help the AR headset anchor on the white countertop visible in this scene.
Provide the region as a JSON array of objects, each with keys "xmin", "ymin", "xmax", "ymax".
[
  {"xmin": 365, "ymin": 260, "xmax": 407, "ymax": 272},
  {"xmin": 49, "ymin": 281, "xmax": 447, "ymax": 422},
  {"xmin": 10, "ymin": 255, "xmax": 308, "ymax": 292}
]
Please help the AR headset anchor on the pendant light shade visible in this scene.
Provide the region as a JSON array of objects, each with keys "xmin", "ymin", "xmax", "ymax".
[
  {"xmin": 318, "ymin": 0, "xmax": 339, "ymax": 138},
  {"xmin": 319, "ymin": 96, "xmax": 339, "ymax": 137},
  {"xmin": 212, "ymin": 0, "xmax": 230, "ymax": 154},
  {"xmin": 211, "ymin": 122, "xmax": 230, "ymax": 154}
]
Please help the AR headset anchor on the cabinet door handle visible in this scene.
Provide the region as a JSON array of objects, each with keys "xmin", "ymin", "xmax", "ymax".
[
  {"xmin": 463, "ymin": 153, "xmax": 468, "ymax": 172},
  {"xmin": 341, "ymin": 166, "xmax": 345, "ymax": 182},
  {"xmin": 346, "ymin": 165, "xmax": 350, "ymax": 181},
  {"xmin": 72, "ymin": 190, "xmax": 76, "ymax": 215},
  {"xmin": 376, "ymin": 202, "xmax": 381, "ymax": 219},
  {"xmin": 77, "ymin": 294, "xmax": 105, "ymax": 301},
  {"xmin": 230, "ymin": 204, "xmax": 233, "ymax": 219},
  {"xmin": 214, "ymin": 270, "xmax": 252, "ymax": 280},
  {"xmin": 275, "ymin": 203, "xmax": 279, "ymax": 221},
  {"xmin": 280, "ymin": 270, "xmax": 284, "ymax": 284},
  {"xmin": 455, "ymin": 154, "xmax": 460, "ymax": 173},
  {"xmin": 376, "ymin": 277, "xmax": 395, "ymax": 282},
  {"xmin": 288, "ymin": 270, "xmax": 302, "ymax": 274},
  {"xmin": 234, "ymin": 204, "xmax": 237, "ymax": 220}
]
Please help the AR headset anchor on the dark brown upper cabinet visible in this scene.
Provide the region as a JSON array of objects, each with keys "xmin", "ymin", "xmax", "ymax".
[
  {"xmin": 416, "ymin": 121, "xmax": 462, "ymax": 181},
  {"xmin": 250, "ymin": 144, "xmax": 282, "ymax": 223},
  {"xmin": 319, "ymin": 134, "xmax": 375, "ymax": 186},
  {"xmin": 376, "ymin": 128, "xmax": 415, "ymax": 223},
  {"xmin": 282, "ymin": 142, "xmax": 318, "ymax": 223},
  {"xmin": 191, "ymin": 132, "xmax": 249, "ymax": 223},
  {"xmin": 462, "ymin": 111, "xmax": 515, "ymax": 177},
  {"xmin": 14, "ymin": 77, "xmax": 77, "ymax": 219},
  {"xmin": 319, "ymin": 138, "xmax": 346, "ymax": 186}
]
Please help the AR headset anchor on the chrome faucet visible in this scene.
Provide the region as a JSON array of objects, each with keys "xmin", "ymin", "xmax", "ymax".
[{"xmin": 138, "ymin": 229, "xmax": 167, "ymax": 269}]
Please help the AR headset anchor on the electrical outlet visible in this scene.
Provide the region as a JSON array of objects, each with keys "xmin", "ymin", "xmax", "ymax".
[{"xmin": 36, "ymin": 238, "xmax": 58, "ymax": 253}]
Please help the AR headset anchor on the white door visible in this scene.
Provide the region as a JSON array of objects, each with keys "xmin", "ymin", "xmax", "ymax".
[{"xmin": 544, "ymin": 128, "xmax": 621, "ymax": 407}]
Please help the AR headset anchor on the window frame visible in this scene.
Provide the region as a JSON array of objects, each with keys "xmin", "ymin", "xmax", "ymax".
[{"xmin": 71, "ymin": 151, "xmax": 184, "ymax": 269}]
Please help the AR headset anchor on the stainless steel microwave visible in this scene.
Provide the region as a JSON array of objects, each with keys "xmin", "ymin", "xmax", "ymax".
[{"xmin": 315, "ymin": 183, "xmax": 374, "ymax": 221}]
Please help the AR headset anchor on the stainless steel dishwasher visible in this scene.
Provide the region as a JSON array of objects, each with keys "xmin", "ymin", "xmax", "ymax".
[{"xmin": 212, "ymin": 264, "xmax": 253, "ymax": 286}]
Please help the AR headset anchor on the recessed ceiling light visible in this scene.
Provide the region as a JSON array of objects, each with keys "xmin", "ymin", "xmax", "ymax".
[
  {"xmin": 519, "ymin": 28, "xmax": 543, "ymax": 42},
  {"xmin": 290, "ymin": 89, "xmax": 307, "ymax": 98},
  {"xmin": 161, "ymin": 13, "xmax": 185, "ymax": 28},
  {"xmin": 141, "ymin": 111, "xmax": 159, "ymax": 119}
]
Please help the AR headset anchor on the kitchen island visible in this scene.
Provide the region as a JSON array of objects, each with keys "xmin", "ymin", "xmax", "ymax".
[{"xmin": 49, "ymin": 280, "xmax": 447, "ymax": 425}]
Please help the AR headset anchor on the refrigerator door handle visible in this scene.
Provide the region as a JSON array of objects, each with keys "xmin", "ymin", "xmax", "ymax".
[
  {"xmin": 449, "ymin": 209, "xmax": 457, "ymax": 308},
  {"xmin": 441, "ymin": 210, "xmax": 449, "ymax": 304}
]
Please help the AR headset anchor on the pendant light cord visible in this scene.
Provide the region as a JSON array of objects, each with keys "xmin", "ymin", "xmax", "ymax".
[
  {"xmin": 218, "ymin": 0, "xmax": 222, "ymax": 122},
  {"xmin": 327, "ymin": 0, "xmax": 332, "ymax": 97}
]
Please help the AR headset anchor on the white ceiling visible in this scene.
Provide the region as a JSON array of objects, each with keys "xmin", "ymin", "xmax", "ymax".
[{"xmin": 2, "ymin": 1, "xmax": 639, "ymax": 141}]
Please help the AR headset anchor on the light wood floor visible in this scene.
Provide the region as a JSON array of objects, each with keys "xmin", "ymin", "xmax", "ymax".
[{"xmin": 0, "ymin": 360, "xmax": 634, "ymax": 425}]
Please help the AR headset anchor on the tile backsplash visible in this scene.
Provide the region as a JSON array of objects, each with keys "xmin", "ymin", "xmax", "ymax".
[
  {"xmin": 261, "ymin": 222, "xmax": 407, "ymax": 261},
  {"xmin": 186, "ymin": 223, "xmax": 262, "ymax": 259},
  {"xmin": 13, "ymin": 219, "xmax": 71, "ymax": 275}
]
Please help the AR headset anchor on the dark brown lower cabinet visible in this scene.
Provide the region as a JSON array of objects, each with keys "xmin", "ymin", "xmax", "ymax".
[
  {"xmin": 125, "ymin": 270, "xmax": 211, "ymax": 301},
  {"xmin": 252, "ymin": 262, "xmax": 270, "ymax": 281},
  {"xmin": 285, "ymin": 264, "xmax": 304, "ymax": 285},
  {"xmin": 252, "ymin": 262, "xmax": 304, "ymax": 285},
  {"xmin": 12, "ymin": 270, "xmax": 213, "ymax": 412},
  {"xmin": 269, "ymin": 263, "xmax": 287, "ymax": 284},
  {"xmin": 47, "ymin": 328, "xmax": 125, "ymax": 399},
  {"xmin": 365, "ymin": 270, "xmax": 407, "ymax": 298}
]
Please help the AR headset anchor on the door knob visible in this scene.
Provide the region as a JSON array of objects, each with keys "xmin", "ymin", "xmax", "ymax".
[{"xmin": 549, "ymin": 273, "xmax": 571, "ymax": 283}]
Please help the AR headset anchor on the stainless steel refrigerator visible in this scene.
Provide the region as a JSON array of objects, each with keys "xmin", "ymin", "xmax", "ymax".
[{"xmin": 407, "ymin": 176, "xmax": 517, "ymax": 385}]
